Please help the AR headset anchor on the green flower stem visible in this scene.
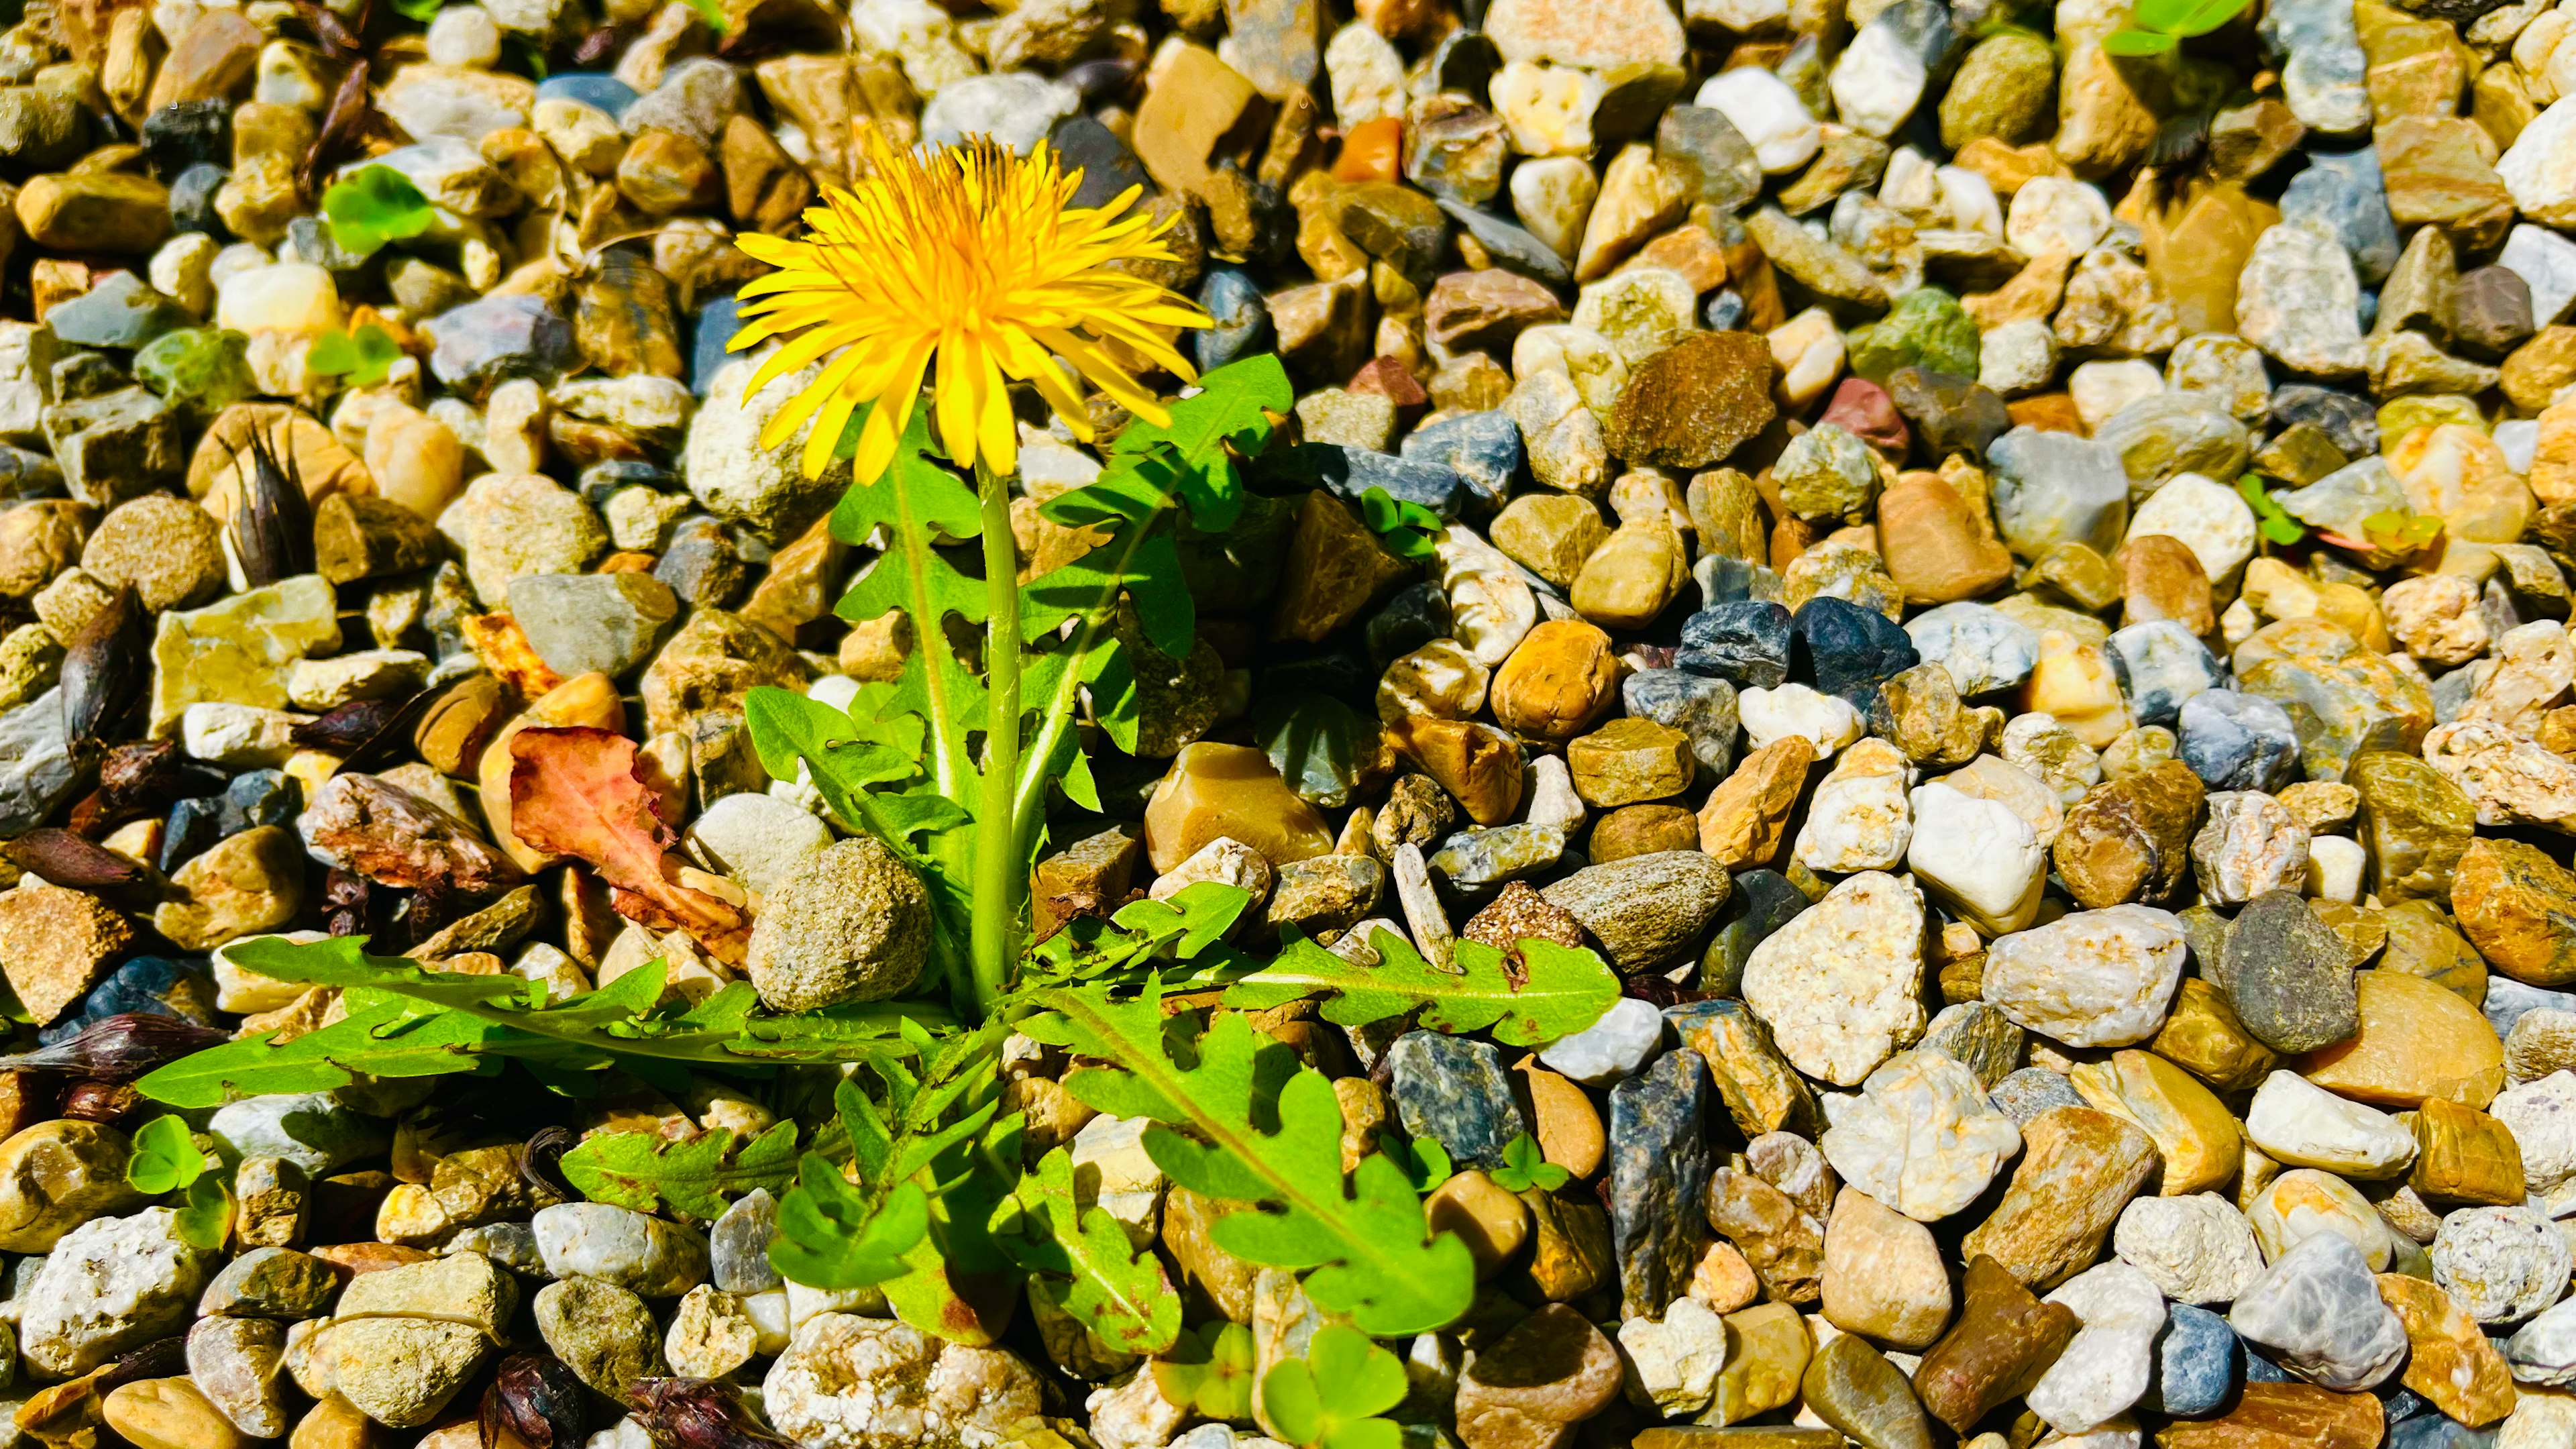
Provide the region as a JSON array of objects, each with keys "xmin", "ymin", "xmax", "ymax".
[{"xmin": 971, "ymin": 461, "xmax": 1026, "ymax": 1021}]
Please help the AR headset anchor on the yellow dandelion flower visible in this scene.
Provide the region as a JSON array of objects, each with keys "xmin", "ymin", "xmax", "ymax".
[{"xmin": 727, "ymin": 130, "xmax": 1212, "ymax": 485}]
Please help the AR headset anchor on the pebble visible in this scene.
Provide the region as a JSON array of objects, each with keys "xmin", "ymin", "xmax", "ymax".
[{"xmin": 2226, "ymin": 1231, "xmax": 2409, "ymax": 1391}]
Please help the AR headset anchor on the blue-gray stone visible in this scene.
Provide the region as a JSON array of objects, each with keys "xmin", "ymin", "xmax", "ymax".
[
  {"xmin": 2484, "ymin": 977, "xmax": 2576, "ymax": 1040},
  {"xmin": 1904, "ymin": 600, "xmax": 2039, "ymax": 695},
  {"xmin": 1698, "ymin": 869, "xmax": 1806, "ymax": 998},
  {"xmin": 1988, "ymin": 1066, "xmax": 2085, "ymax": 1125},
  {"xmin": 1195, "ymin": 268, "xmax": 1271, "ymax": 374},
  {"xmin": 1435, "ymin": 200, "xmax": 1570, "ymax": 287},
  {"xmin": 2391, "ymin": 1420, "xmax": 2498, "ymax": 1449},
  {"xmin": 140, "ymin": 99, "xmax": 223, "ymax": 176},
  {"xmin": 578, "ymin": 460, "xmax": 678, "ymax": 506},
  {"xmin": 38, "ymin": 955, "xmax": 216, "ymax": 1044},
  {"xmin": 1386, "ymin": 1031, "xmax": 1527, "ymax": 1171},
  {"xmin": 2147, "ymin": 1304, "xmax": 2240, "ymax": 1417},
  {"xmin": 170, "ymin": 162, "xmax": 227, "ymax": 236},
  {"xmin": 1364, "ymin": 581, "xmax": 1452, "ymax": 667},
  {"xmin": 1607, "ymin": 1048, "xmax": 1710, "ymax": 1320},
  {"xmin": 426, "ymin": 293, "xmax": 576, "ymax": 392},
  {"xmin": 2280, "ymin": 148, "xmax": 2398, "ymax": 284},
  {"xmin": 1678, "ymin": 600, "xmax": 1792, "ymax": 687},
  {"xmin": 2271, "ymin": 384, "xmax": 2379, "ymax": 456},
  {"xmin": 2110, "ymin": 620, "xmax": 2224, "ymax": 728},
  {"xmin": 0, "ymin": 446, "xmax": 60, "ymax": 500},
  {"xmin": 1428, "ymin": 822, "xmax": 1566, "ymax": 892},
  {"xmin": 2178, "ymin": 688, "xmax": 2300, "ymax": 791},
  {"xmin": 219, "ymin": 769, "xmax": 299, "ymax": 837},
  {"xmin": 160, "ymin": 795, "xmax": 221, "ymax": 875},
  {"xmin": 280, "ymin": 215, "xmax": 374, "ymax": 272},
  {"xmin": 1289, "ymin": 444, "xmax": 1470, "ymax": 521},
  {"xmin": 1401, "ymin": 411, "xmax": 1521, "ymax": 513},
  {"xmin": 1622, "ymin": 668, "xmax": 1739, "ymax": 779},
  {"xmin": 2243, "ymin": 1350, "xmax": 2293, "ymax": 1383},
  {"xmin": 690, "ymin": 295, "xmax": 743, "ymax": 398},
  {"xmin": 1988, "ymin": 427, "xmax": 2129, "ymax": 558},
  {"xmin": 1705, "ymin": 290, "xmax": 1746, "ymax": 330},
  {"xmin": 1693, "ymin": 553, "xmax": 1780, "ymax": 606},
  {"xmin": 2277, "ymin": 456, "xmax": 2408, "ymax": 539},
  {"xmin": 46, "ymin": 273, "xmax": 190, "ymax": 350},
  {"xmin": 536, "ymin": 72, "xmax": 639, "ymax": 114},
  {"xmin": 2383, "ymin": 1387, "xmax": 2437, "ymax": 1424},
  {"xmin": 1051, "ymin": 113, "xmax": 1148, "ymax": 211},
  {"xmin": 1794, "ymin": 596, "xmax": 1918, "ymax": 710}
]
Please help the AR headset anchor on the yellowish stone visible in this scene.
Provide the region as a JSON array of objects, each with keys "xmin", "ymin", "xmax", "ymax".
[
  {"xmin": 2069, "ymin": 1049, "xmax": 2241, "ymax": 1196},
  {"xmin": 2151, "ymin": 977, "xmax": 2280, "ymax": 1093},
  {"xmin": 2410, "ymin": 1096, "xmax": 2526, "ymax": 1206},
  {"xmin": 2299, "ymin": 969, "xmax": 2505, "ymax": 1108},
  {"xmin": 2378, "ymin": 1273, "xmax": 2518, "ymax": 1427}
]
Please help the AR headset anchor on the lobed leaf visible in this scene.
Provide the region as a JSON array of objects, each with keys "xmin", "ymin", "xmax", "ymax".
[
  {"xmin": 1020, "ymin": 991, "xmax": 1475, "ymax": 1336},
  {"xmin": 1004, "ymin": 1147, "xmax": 1181, "ymax": 1356},
  {"xmin": 1220, "ymin": 930, "xmax": 1620, "ymax": 1047},
  {"xmin": 1105, "ymin": 354, "xmax": 1294, "ymax": 531},
  {"xmin": 560, "ymin": 1121, "xmax": 801, "ymax": 1220}
]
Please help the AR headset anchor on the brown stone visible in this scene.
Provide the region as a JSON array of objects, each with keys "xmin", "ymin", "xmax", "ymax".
[
  {"xmin": 2454, "ymin": 837, "xmax": 2576, "ymax": 987},
  {"xmin": 1958, "ymin": 1105, "xmax": 2159, "ymax": 1291},
  {"xmin": 1519, "ymin": 1185, "xmax": 1611, "ymax": 1302},
  {"xmin": 1588, "ymin": 802, "xmax": 1701, "ymax": 861},
  {"xmin": 1140, "ymin": 741, "xmax": 1336, "ymax": 874},
  {"xmin": 2376, "ymin": 117, "xmax": 2514, "ymax": 252},
  {"xmin": 1132, "ymin": 41, "xmax": 1262, "ymax": 200},
  {"xmin": 2153, "ymin": 1383, "xmax": 2383, "ymax": 1449},
  {"xmin": 2298, "ymin": 969, "xmax": 2504, "ymax": 1108},
  {"xmin": 2410, "ymin": 1095, "xmax": 2526, "ymax": 1206},
  {"xmin": 720, "ymin": 113, "xmax": 810, "ymax": 233},
  {"xmin": 1819, "ymin": 1187, "xmax": 1951, "ymax": 1348},
  {"xmin": 1453, "ymin": 1304, "xmax": 1621, "ymax": 1449},
  {"xmin": 1565, "ymin": 717, "xmax": 1693, "ymax": 807},
  {"xmin": 1914, "ymin": 1255, "xmax": 2079, "ymax": 1434},
  {"xmin": 1704, "ymin": 1165, "xmax": 1823, "ymax": 1305},
  {"xmin": 1391, "ymin": 716, "xmax": 1525, "ymax": 826},
  {"xmin": 1603, "ymin": 331, "xmax": 1778, "ymax": 470},
  {"xmin": 1489, "ymin": 619, "xmax": 1619, "ymax": 743},
  {"xmin": 1161, "ymin": 1185, "xmax": 1258, "ymax": 1322},
  {"xmin": 2504, "ymin": 326, "xmax": 2576, "ymax": 415},
  {"xmin": 0, "ymin": 879, "xmax": 129, "ymax": 1026},
  {"xmin": 2052, "ymin": 761, "xmax": 2205, "ymax": 909},
  {"xmin": 1513, "ymin": 1059, "xmax": 1604, "ymax": 1179},
  {"xmin": 1462, "ymin": 879, "xmax": 1587, "ymax": 954},
  {"xmin": 103, "ymin": 1378, "xmax": 246, "ymax": 1449},
  {"xmin": 1270, "ymin": 490, "xmax": 1411, "ymax": 643},
  {"xmin": 290, "ymin": 1397, "xmax": 375, "ymax": 1449},
  {"xmin": 2376, "ymin": 1273, "xmax": 2515, "ymax": 1426},
  {"xmin": 1878, "ymin": 473, "xmax": 2012, "ymax": 606},
  {"xmin": 1424, "ymin": 268, "xmax": 1565, "ymax": 350},
  {"xmin": 2151, "ymin": 977, "xmax": 2279, "ymax": 1092},
  {"xmin": 1674, "ymin": 1000, "xmax": 1823, "ymax": 1140},
  {"xmin": 146, "ymin": 9, "xmax": 259, "ymax": 111},
  {"xmin": 2113, "ymin": 533, "xmax": 2217, "ymax": 636},
  {"xmin": 1698, "ymin": 736, "xmax": 1815, "ymax": 869}
]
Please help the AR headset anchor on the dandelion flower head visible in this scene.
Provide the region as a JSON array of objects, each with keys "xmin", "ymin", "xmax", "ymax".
[{"xmin": 728, "ymin": 129, "xmax": 1210, "ymax": 484}]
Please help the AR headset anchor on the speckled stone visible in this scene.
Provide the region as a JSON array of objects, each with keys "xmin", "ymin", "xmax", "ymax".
[
  {"xmin": 1386, "ymin": 1030, "xmax": 1529, "ymax": 1171},
  {"xmin": 1609, "ymin": 1047, "xmax": 1712, "ymax": 1320}
]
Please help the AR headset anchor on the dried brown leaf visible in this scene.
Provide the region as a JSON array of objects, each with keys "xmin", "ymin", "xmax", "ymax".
[{"xmin": 508, "ymin": 727, "xmax": 749, "ymax": 963}]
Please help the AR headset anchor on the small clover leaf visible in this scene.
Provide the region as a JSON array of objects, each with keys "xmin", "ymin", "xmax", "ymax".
[
  {"xmin": 2237, "ymin": 474, "xmax": 2307, "ymax": 547},
  {"xmin": 1487, "ymin": 1134, "xmax": 1569, "ymax": 1194},
  {"xmin": 1153, "ymin": 1322, "xmax": 1257, "ymax": 1421},
  {"xmin": 174, "ymin": 1173, "xmax": 230, "ymax": 1250},
  {"xmin": 2361, "ymin": 508, "xmax": 2445, "ymax": 556},
  {"xmin": 321, "ymin": 166, "xmax": 440, "ymax": 256},
  {"xmin": 307, "ymin": 325, "xmax": 403, "ymax": 387},
  {"xmin": 127, "ymin": 1114, "xmax": 207, "ymax": 1196},
  {"xmin": 1259, "ymin": 1326, "xmax": 1409, "ymax": 1449},
  {"xmin": 1358, "ymin": 486, "xmax": 1441, "ymax": 564}
]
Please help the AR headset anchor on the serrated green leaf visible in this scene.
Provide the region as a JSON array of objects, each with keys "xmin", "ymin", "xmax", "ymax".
[
  {"xmin": 1020, "ymin": 994, "xmax": 1475, "ymax": 1336},
  {"xmin": 1221, "ymin": 930, "xmax": 1619, "ymax": 1047},
  {"xmin": 127, "ymin": 1114, "xmax": 206, "ymax": 1195},
  {"xmin": 1106, "ymin": 354, "xmax": 1293, "ymax": 531},
  {"xmin": 560, "ymin": 1122, "xmax": 800, "ymax": 1219},
  {"xmin": 134, "ymin": 936, "xmax": 942, "ymax": 1108},
  {"xmin": 1004, "ymin": 1147, "xmax": 1181, "ymax": 1355},
  {"xmin": 321, "ymin": 166, "xmax": 439, "ymax": 256},
  {"xmin": 769, "ymin": 1152, "xmax": 929, "ymax": 1289},
  {"xmin": 2100, "ymin": 25, "xmax": 2178, "ymax": 52}
]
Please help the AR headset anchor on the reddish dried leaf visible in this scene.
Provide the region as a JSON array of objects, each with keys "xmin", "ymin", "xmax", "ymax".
[{"xmin": 509, "ymin": 727, "xmax": 749, "ymax": 963}]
